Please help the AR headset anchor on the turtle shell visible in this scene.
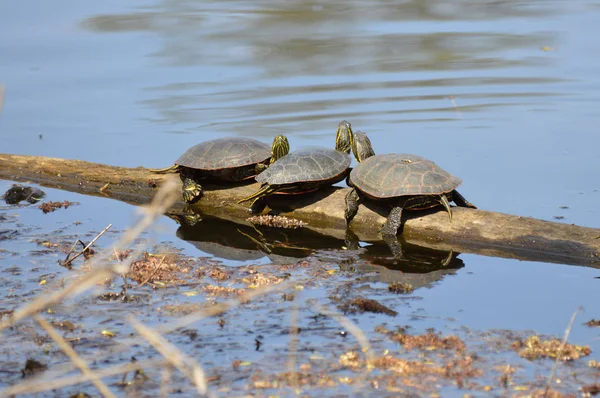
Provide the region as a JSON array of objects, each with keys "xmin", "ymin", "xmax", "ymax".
[
  {"xmin": 349, "ymin": 154, "xmax": 462, "ymax": 198},
  {"xmin": 175, "ymin": 137, "xmax": 271, "ymax": 170},
  {"xmin": 256, "ymin": 147, "xmax": 351, "ymax": 185}
]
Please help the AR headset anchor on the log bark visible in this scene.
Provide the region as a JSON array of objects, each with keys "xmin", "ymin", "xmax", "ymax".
[{"xmin": 1, "ymin": 153, "xmax": 599, "ymax": 268}]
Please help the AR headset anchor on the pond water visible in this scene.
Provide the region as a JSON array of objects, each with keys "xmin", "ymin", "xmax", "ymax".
[{"xmin": 1, "ymin": 0, "xmax": 600, "ymax": 396}]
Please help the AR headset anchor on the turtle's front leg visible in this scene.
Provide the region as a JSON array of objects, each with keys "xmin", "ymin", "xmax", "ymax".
[
  {"xmin": 379, "ymin": 205, "xmax": 404, "ymax": 236},
  {"xmin": 344, "ymin": 188, "xmax": 360, "ymax": 225},
  {"xmin": 254, "ymin": 162, "xmax": 268, "ymax": 175},
  {"xmin": 182, "ymin": 178, "xmax": 203, "ymax": 203}
]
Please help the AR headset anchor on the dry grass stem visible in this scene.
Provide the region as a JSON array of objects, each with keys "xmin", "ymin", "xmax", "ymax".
[
  {"xmin": 545, "ymin": 307, "xmax": 582, "ymax": 393},
  {"xmin": 286, "ymin": 300, "xmax": 300, "ymax": 389},
  {"xmin": 1, "ymin": 359, "xmax": 169, "ymax": 396},
  {"xmin": 33, "ymin": 315, "xmax": 116, "ymax": 398},
  {"xmin": 160, "ymin": 364, "xmax": 174, "ymax": 398},
  {"xmin": 0, "ymin": 83, "xmax": 5, "ymax": 114},
  {"xmin": 129, "ymin": 317, "xmax": 209, "ymax": 396}
]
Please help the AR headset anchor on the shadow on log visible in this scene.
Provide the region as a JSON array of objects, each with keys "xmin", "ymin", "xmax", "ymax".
[{"xmin": 1, "ymin": 153, "xmax": 599, "ymax": 268}]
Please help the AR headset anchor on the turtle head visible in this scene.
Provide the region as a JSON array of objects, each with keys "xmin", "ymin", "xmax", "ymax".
[
  {"xmin": 351, "ymin": 131, "xmax": 375, "ymax": 163},
  {"xmin": 335, "ymin": 120, "xmax": 353, "ymax": 154},
  {"xmin": 270, "ymin": 134, "xmax": 290, "ymax": 164}
]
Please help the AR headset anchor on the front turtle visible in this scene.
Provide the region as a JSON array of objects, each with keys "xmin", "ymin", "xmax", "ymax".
[
  {"xmin": 237, "ymin": 121, "xmax": 354, "ymax": 214},
  {"xmin": 151, "ymin": 135, "xmax": 289, "ymax": 203},
  {"xmin": 345, "ymin": 131, "xmax": 476, "ymax": 236}
]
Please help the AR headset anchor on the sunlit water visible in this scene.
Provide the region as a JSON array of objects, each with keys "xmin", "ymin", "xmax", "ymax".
[{"xmin": 1, "ymin": 0, "xmax": 600, "ymax": 391}]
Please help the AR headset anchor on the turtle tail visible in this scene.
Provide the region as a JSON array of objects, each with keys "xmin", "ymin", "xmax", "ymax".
[
  {"xmin": 237, "ymin": 184, "xmax": 278, "ymax": 204},
  {"xmin": 148, "ymin": 164, "xmax": 179, "ymax": 174}
]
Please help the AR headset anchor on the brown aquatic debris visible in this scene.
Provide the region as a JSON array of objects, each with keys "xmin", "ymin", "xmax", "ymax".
[
  {"xmin": 251, "ymin": 371, "xmax": 336, "ymax": 389},
  {"xmin": 39, "ymin": 200, "xmax": 75, "ymax": 214},
  {"xmin": 388, "ymin": 281, "xmax": 415, "ymax": 294},
  {"xmin": 339, "ymin": 297, "xmax": 398, "ymax": 317},
  {"xmin": 208, "ymin": 267, "xmax": 231, "ymax": 282},
  {"xmin": 127, "ymin": 252, "xmax": 193, "ymax": 285},
  {"xmin": 339, "ymin": 351, "xmax": 363, "ymax": 370},
  {"xmin": 21, "ymin": 358, "xmax": 47, "ymax": 377},
  {"xmin": 524, "ymin": 389, "xmax": 576, "ymax": 398},
  {"xmin": 581, "ymin": 383, "xmax": 600, "ymax": 396},
  {"xmin": 373, "ymin": 355, "xmax": 442, "ymax": 375},
  {"xmin": 512, "ymin": 335, "xmax": 591, "ymax": 361},
  {"xmin": 242, "ymin": 272, "xmax": 285, "ymax": 287},
  {"xmin": 377, "ymin": 326, "xmax": 466, "ymax": 353},
  {"xmin": 247, "ymin": 214, "xmax": 307, "ymax": 229}
]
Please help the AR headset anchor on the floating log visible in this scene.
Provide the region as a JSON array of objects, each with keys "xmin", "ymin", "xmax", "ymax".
[{"xmin": 1, "ymin": 153, "xmax": 599, "ymax": 268}]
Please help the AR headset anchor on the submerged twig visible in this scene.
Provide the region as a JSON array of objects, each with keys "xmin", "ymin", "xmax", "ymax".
[
  {"xmin": 129, "ymin": 317, "xmax": 209, "ymax": 396},
  {"xmin": 62, "ymin": 224, "xmax": 113, "ymax": 268},
  {"xmin": 34, "ymin": 315, "xmax": 116, "ymax": 398},
  {"xmin": 545, "ymin": 307, "xmax": 582, "ymax": 394}
]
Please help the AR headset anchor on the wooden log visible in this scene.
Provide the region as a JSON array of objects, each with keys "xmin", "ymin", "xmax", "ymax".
[{"xmin": 1, "ymin": 153, "xmax": 599, "ymax": 268}]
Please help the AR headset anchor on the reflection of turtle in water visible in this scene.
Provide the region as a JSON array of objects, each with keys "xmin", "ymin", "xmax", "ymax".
[
  {"xmin": 237, "ymin": 121, "xmax": 354, "ymax": 214},
  {"xmin": 344, "ymin": 227, "xmax": 461, "ymax": 271},
  {"xmin": 151, "ymin": 135, "xmax": 290, "ymax": 203},
  {"xmin": 174, "ymin": 215, "xmax": 345, "ymax": 263},
  {"xmin": 345, "ymin": 131, "xmax": 476, "ymax": 237}
]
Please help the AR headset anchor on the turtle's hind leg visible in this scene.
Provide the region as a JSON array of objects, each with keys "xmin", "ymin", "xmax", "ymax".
[
  {"xmin": 452, "ymin": 190, "xmax": 477, "ymax": 209},
  {"xmin": 148, "ymin": 164, "xmax": 179, "ymax": 174},
  {"xmin": 380, "ymin": 205, "xmax": 404, "ymax": 236},
  {"xmin": 344, "ymin": 188, "xmax": 361, "ymax": 225}
]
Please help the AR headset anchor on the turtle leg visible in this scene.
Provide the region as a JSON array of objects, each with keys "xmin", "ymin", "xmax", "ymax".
[
  {"xmin": 382, "ymin": 234, "xmax": 406, "ymax": 260},
  {"xmin": 439, "ymin": 194, "xmax": 453, "ymax": 222},
  {"xmin": 182, "ymin": 206, "xmax": 202, "ymax": 226},
  {"xmin": 344, "ymin": 168, "xmax": 354, "ymax": 188},
  {"xmin": 380, "ymin": 205, "xmax": 404, "ymax": 236},
  {"xmin": 452, "ymin": 190, "xmax": 477, "ymax": 209},
  {"xmin": 344, "ymin": 227, "xmax": 361, "ymax": 250},
  {"xmin": 344, "ymin": 188, "xmax": 360, "ymax": 225},
  {"xmin": 254, "ymin": 162, "xmax": 268, "ymax": 174},
  {"xmin": 182, "ymin": 178, "xmax": 203, "ymax": 203},
  {"xmin": 249, "ymin": 197, "xmax": 268, "ymax": 214}
]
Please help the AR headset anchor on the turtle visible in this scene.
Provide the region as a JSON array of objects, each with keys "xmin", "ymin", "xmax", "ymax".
[
  {"xmin": 345, "ymin": 131, "xmax": 476, "ymax": 237},
  {"xmin": 237, "ymin": 120, "xmax": 355, "ymax": 214},
  {"xmin": 150, "ymin": 135, "xmax": 290, "ymax": 203}
]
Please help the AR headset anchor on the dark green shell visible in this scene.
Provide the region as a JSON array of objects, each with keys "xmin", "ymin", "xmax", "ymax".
[
  {"xmin": 256, "ymin": 147, "xmax": 351, "ymax": 185},
  {"xmin": 175, "ymin": 137, "xmax": 271, "ymax": 171},
  {"xmin": 349, "ymin": 154, "xmax": 462, "ymax": 198}
]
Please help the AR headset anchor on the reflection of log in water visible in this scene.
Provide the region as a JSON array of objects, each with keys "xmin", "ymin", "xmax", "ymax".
[
  {"xmin": 1, "ymin": 153, "xmax": 599, "ymax": 268},
  {"xmin": 175, "ymin": 214, "xmax": 463, "ymax": 288}
]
